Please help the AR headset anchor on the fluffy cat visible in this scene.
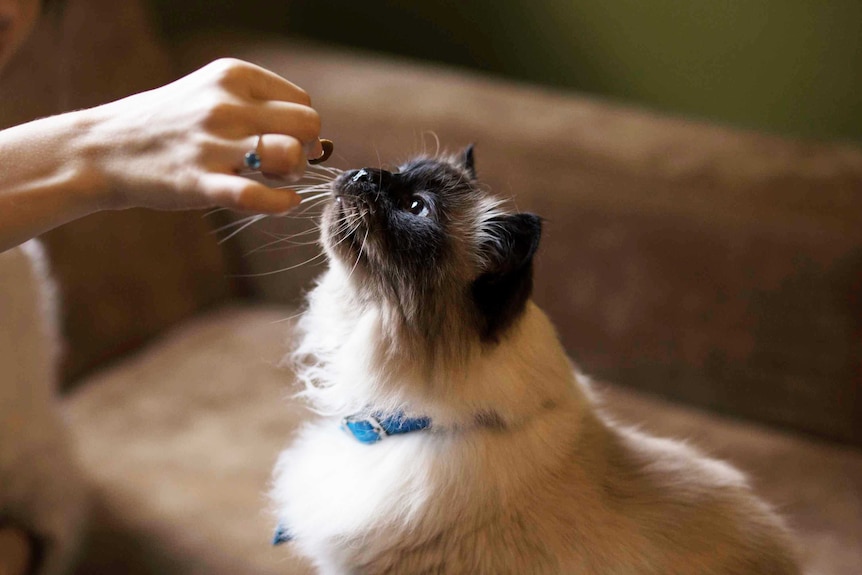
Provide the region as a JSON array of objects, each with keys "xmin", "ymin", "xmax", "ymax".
[
  {"xmin": 0, "ymin": 241, "xmax": 87, "ymax": 575},
  {"xmin": 270, "ymin": 149, "xmax": 799, "ymax": 574}
]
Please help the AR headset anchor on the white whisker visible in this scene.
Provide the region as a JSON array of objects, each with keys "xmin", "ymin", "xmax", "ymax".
[
  {"xmin": 229, "ymin": 250, "xmax": 328, "ymax": 277},
  {"xmin": 299, "ymin": 194, "xmax": 332, "ymax": 207},
  {"xmin": 345, "ymin": 221, "xmax": 369, "ymax": 282},
  {"xmin": 308, "ymin": 165, "xmax": 344, "ymax": 176},
  {"xmin": 217, "ymin": 214, "xmax": 270, "ymax": 244},
  {"xmin": 203, "ymin": 207, "xmax": 230, "ymax": 218},
  {"xmin": 296, "ymin": 175, "xmax": 335, "ymax": 184},
  {"xmin": 294, "ymin": 187, "xmax": 332, "ymax": 195},
  {"xmin": 212, "ymin": 213, "xmax": 267, "ymax": 234},
  {"xmin": 245, "ymin": 227, "xmax": 324, "ymax": 254},
  {"xmin": 285, "ymin": 182, "xmax": 331, "ymax": 192},
  {"xmin": 268, "ymin": 310, "xmax": 307, "ymax": 324}
]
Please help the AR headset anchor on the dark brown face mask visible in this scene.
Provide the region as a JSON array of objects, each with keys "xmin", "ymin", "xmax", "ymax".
[{"xmin": 308, "ymin": 139, "xmax": 334, "ymax": 165}]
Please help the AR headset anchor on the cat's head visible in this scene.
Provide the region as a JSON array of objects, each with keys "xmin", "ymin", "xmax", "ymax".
[{"xmin": 322, "ymin": 147, "xmax": 541, "ymax": 346}]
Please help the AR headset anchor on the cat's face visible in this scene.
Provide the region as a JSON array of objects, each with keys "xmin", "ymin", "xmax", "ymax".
[{"xmin": 322, "ymin": 148, "xmax": 541, "ymax": 344}]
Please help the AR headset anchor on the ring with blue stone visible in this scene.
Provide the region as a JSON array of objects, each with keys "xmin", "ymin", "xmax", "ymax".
[{"xmin": 243, "ymin": 134, "xmax": 263, "ymax": 170}]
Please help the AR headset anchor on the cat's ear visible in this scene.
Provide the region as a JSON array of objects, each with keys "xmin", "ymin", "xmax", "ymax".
[
  {"xmin": 472, "ymin": 213, "xmax": 542, "ymax": 341},
  {"xmin": 462, "ymin": 144, "xmax": 477, "ymax": 179}
]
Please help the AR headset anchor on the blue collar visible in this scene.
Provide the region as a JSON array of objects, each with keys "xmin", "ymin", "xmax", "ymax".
[{"xmin": 341, "ymin": 411, "xmax": 432, "ymax": 444}]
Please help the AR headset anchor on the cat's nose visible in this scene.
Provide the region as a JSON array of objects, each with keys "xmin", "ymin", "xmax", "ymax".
[
  {"xmin": 349, "ymin": 168, "xmax": 392, "ymax": 184},
  {"xmin": 341, "ymin": 168, "xmax": 393, "ymax": 195}
]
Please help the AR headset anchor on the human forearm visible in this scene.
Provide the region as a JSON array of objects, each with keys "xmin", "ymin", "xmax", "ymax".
[
  {"xmin": 0, "ymin": 110, "xmax": 107, "ymax": 253},
  {"xmin": 0, "ymin": 59, "xmax": 322, "ymax": 253}
]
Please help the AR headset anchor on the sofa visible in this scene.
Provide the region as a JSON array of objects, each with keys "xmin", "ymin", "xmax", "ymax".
[{"xmin": 2, "ymin": 1, "xmax": 860, "ymax": 573}]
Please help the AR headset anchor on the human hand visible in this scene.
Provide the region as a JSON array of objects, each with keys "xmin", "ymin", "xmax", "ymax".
[{"xmin": 76, "ymin": 58, "xmax": 323, "ymax": 213}]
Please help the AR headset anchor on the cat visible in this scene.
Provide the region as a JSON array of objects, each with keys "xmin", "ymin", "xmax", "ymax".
[
  {"xmin": 270, "ymin": 148, "xmax": 800, "ymax": 574},
  {"xmin": 0, "ymin": 241, "xmax": 87, "ymax": 575}
]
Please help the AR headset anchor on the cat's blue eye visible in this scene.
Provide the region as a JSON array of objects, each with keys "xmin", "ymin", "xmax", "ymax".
[{"xmin": 406, "ymin": 195, "xmax": 430, "ymax": 217}]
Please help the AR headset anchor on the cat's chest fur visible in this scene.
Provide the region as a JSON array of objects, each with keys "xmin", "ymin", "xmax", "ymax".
[
  {"xmin": 271, "ymin": 288, "xmax": 587, "ymax": 572},
  {"xmin": 272, "ymin": 402, "xmax": 587, "ymax": 574},
  {"xmin": 273, "ymin": 420, "xmax": 435, "ymax": 542}
]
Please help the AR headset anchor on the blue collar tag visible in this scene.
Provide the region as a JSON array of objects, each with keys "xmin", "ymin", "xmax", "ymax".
[
  {"xmin": 341, "ymin": 412, "xmax": 432, "ymax": 444},
  {"xmin": 272, "ymin": 523, "xmax": 293, "ymax": 546}
]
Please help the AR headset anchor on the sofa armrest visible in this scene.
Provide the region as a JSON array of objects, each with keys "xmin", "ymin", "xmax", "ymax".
[{"xmin": 178, "ymin": 34, "xmax": 862, "ymax": 445}]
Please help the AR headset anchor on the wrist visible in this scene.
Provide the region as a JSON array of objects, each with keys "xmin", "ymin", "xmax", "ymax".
[
  {"xmin": 8, "ymin": 108, "xmax": 114, "ymax": 215},
  {"xmin": 61, "ymin": 108, "xmax": 116, "ymax": 211},
  {"xmin": 0, "ymin": 109, "xmax": 113, "ymax": 250}
]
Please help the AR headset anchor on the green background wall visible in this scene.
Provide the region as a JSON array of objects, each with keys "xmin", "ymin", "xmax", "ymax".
[{"xmin": 150, "ymin": 0, "xmax": 862, "ymax": 142}]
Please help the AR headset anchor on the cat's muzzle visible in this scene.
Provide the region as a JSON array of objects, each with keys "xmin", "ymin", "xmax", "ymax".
[{"xmin": 336, "ymin": 168, "xmax": 394, "ymax": 200}]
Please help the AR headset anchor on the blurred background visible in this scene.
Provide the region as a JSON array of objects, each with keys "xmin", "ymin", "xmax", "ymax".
[
  {"xmin": 2, "ymin": 2, "xmax": 860, "ymax": 572},
  {"xmin": 149, "ymin": 0, "xmax": 862, "ymax": 143}
]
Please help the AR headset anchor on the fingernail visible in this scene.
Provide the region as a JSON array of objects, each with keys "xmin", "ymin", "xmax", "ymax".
[
  {"xmin": 309, "ymin": 139, "xmax": 324, "ymax": 159},
  {"xmin": 309, "ymin": 139, "xmax": 334, "ymax": 165},
  {"xmin": 286, "ymin": 166, "xmax": 304, "ymax": 183},
  {"xmin": 288, "ymin": 191, "xmax": 302, "ymax": 210}
]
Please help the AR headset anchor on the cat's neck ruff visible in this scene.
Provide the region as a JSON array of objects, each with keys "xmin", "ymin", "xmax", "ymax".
[{"xmin": 292, "ymin": 263, "xmax": 588, "ymax": 431}]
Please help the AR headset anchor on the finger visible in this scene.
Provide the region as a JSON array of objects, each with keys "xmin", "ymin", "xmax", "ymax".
[
  {"xmin": 248, "ymin": 101, "xmax": 321, "ymax": 144},
  {"xmin": 199, "ymin": 172, "xmax": 301, "ymax": 213},
  {"xmin": 238, "ymin": 134, "xmax": 307, "ymax": 179},
  {"xmin": 307, "ymin": 138, "xmax": 325, "ymax": 161},
  {"xmin": 204, "ymin": 100, "xmax": 320, "ymax": 143},
  {"xmin": 244, "ymin": 64, "xmax": 312, "ymax": 106},
  {"xmin": 210, "ymin": 58, "xmax": 312, "ymax": 105}
]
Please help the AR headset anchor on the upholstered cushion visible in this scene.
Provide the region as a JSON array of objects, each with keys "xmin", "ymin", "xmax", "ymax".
[
  {"xmin": 67, "ymin": 306, "xmax": 310, "ymax": 575},
  {"xmin": 65, "ymin": 305, "xmax": 861, "ymax": 575}
]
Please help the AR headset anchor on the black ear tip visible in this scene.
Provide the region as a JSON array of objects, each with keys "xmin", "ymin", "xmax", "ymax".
[
  {"xmin": 463, "ymin": 144, "xmax": 476, "ymax": 176},
  {"xmin": 522, "ymin": 212, "xmax": 542, "ymax": 231},
  {"xmin": 513, "ymin": 213, "xmax": 543, "ymax": 247}
]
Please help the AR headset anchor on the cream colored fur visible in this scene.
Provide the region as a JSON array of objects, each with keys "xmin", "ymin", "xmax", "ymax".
[
  {"xmin": 271, "ymin": 254, "xmax": 799, "ymax": 575},
  {"xmin": 0, "ymin": 242, "xmax": 87, "ymax": 575}
]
